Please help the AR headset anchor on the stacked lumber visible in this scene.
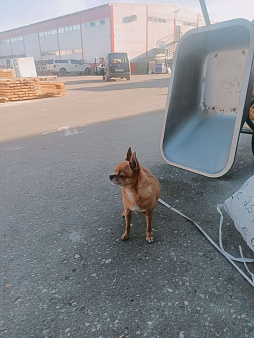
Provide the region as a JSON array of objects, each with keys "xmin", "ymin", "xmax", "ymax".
[
  {"xmin": 38, "ymin": 75, "xmax": 57, "ymax": 81},
  {"xmin": 38, "ymin": 81, "xmax": 66, "ymax": 97},
  {"xmin": 0, "ymin": 68, "xmax": 15, "ymax": 79},
  {"xmin": 0, "ymin": 78, "xmax": 65, "ymax": 103},
  {"xmin": 0, "ymin": 96, "xmax": 9, "ymax": 103},
  {"xmin": 0, "ymin": 78, "xmax": 40, "ymax": 101}
]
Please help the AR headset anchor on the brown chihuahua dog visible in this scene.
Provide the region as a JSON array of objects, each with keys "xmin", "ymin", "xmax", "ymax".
[{"xmin": 110, "ymin": 147, "xmax": 160, "ymax": 243}]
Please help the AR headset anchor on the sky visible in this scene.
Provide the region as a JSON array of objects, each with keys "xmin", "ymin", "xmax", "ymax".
[{"xmin": 0, "ymin": 0, "xmax": 253, "ymax": 32}]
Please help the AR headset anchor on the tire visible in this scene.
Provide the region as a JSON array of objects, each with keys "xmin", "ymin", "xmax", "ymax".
[
  {"xmin": 103, "ymin": 76, "xmax": 105, "ymax": 80},
  {"xmin": 85, "ymin": 67, "xmax": 91, "ymax": 74},
  {"xmin": 58, "ymin": 68, "xmax": 66, "ymax": 77},
  {"xmin": 126, "ymin": 76, "xmax": 130, "ymax": 81}
]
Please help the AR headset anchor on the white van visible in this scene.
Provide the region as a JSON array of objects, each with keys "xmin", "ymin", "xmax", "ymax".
[{"xmin": 46, "ymin": 59, "xmax": 91, "ymax": 76}]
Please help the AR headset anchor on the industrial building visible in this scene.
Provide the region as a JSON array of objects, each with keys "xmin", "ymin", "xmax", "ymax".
[{"xmin": 0, "ymin": 3, "xmax": 206, "ymax": 73}]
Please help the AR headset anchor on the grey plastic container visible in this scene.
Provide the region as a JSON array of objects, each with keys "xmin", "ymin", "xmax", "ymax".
[{"xmin": 161, "ymin": 19, "xmax": 254, "ymax": 177}]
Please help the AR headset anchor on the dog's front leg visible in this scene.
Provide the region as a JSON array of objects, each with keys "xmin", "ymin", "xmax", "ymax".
[
  {"xmin": 121, "ymin": 209, "xmax": 132, "ymax": 240},
  {"xmin": 145, "ymin": 213, "xmax": 153, "ymax": 243}
]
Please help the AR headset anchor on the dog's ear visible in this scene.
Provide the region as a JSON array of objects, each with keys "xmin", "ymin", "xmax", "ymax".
[
  {"xmin": 125, "ymin": 147, "xmax": 132, "ymax": 161},
  {"xmin": 129, "ymin": 152, "xmax": 139, "ymax": 171}
]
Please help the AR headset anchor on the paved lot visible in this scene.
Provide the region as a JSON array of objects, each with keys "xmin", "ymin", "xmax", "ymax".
[
  {"xmin": 1, "ymin": 74, "xmax": 254, "ymax": 337},
  {"xmin": 0, "ymin": 74, "xmax": 169, "ymax": 143}
]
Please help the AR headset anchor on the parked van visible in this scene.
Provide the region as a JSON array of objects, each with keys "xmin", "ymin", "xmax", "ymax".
[
  {"xmin": 103, "ymin": 53, "xmax": 130, "ymax": 81},
  {"xmin": 46, "ymin": 59, "xmax": 91, "ymax": 76}
]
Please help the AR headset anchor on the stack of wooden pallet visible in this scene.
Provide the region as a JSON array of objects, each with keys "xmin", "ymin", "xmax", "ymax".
[
  {"xmin": 38, "ymin": 75, "xmax": 57, "ymax": 81},
  {"xmin": 0, "ymin": 74, "xmax": 66, "ymax": 103},
  {"xmin": 0, "ymin": 96, "xmax": 9, "ymax": 103},
  {"xmin": 39, "ymin": 81, "xmax": 66, "ymax": 98},
  {"xmin": 0, "ymin": 78, "xmax": 40, "ymax": 102},
  {"xmin": 0, "ymin": 68, "xmax": 15, "ymax": 79}
]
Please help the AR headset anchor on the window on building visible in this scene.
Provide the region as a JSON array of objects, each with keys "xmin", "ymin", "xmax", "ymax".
[
  {"xmin": 0, "ymin": 53, "xmax": 25, "ymax": 59},
  {"xmin": 41, "ymin": 51, "xmax": 57, "ymax": 56},
  {"xmin": 90, "ymin": 22, "xmax": 96, "ymax": 27},
  {"xmin": 122, "ymin": 15, "xmax": 137, "ymax": 24},
  {"xmin": 39, "ymin": 30, "xmax": 57, "ymax": 37},
  {"xmin": 58, "ymin": 26, "xmax": 80, "ymax": 34},
  {"xmin": 0, "ymin": 39, "xmax": 10, "ymax": 44},
  {"xmin": 10, "ymin": 37, "xmax": 23, "ymax": 42},
  {"xmin": 148, "ymin": 16, "xmax": 167, "ymax": 23},
  {"xmin": 100, "ymin": 20, "xmax": 105, "ymax": 25},
  {"xmin": 60, "ymin": 49, "xmax": 82, "ymax": 55}
]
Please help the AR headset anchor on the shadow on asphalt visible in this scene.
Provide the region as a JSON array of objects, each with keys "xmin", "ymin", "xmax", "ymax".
[
  {"xmin": 2, "ymin": 109, "xmax": 254, "ymax": 337},
  {"xmin": 64, "ymin": 78, "xmax": 104, "ymax": 86},
  {"xmin": 68, "ymin": 77, "xmax": 170, "ymax": 91}
]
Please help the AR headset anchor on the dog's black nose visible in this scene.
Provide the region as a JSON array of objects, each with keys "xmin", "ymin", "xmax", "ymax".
[{"xmin": 109, "ymin": 175, "xmax": 114, "ymax": 181}]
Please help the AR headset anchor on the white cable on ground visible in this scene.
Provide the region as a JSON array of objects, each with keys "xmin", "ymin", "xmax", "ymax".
[{"xmin": 158, "ymin": 198, "xmax": 254, "ymax": 288}]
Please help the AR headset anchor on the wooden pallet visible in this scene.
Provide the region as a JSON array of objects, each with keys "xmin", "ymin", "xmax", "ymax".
[
  {"xmin": 0, "ymin": 69, "xmax": 15, "ymax": 79},
  {"xmin": 0, "ymin": 78, "xmax": 66, "ymax": 103}
]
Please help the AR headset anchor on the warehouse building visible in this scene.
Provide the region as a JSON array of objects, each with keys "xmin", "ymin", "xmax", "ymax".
[{"xmin": 0, "ymin": 3, "xmax": 206, "ymax": 72}]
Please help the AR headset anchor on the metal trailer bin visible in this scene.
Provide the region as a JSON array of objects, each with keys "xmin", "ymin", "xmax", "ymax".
[{"xmin": 161, "ymin": 19, "xmax": 254, "ymax": 178}]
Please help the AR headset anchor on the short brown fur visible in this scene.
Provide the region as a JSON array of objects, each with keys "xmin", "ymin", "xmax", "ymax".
[{"xmin": 110, "ymin": 147, "xmax": 160, "ymax": 243}]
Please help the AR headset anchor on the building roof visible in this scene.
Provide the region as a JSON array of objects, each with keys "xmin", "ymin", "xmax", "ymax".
[
  {"xmin": 0, "ymin": 3, "xmax": 110, "ymax": 34},
  {"xmin": 0, "ymin": 2, "xmax": 202, "ymax": 39},
  {"xmin": 0, "ymin": 3, "xmax": 191, "ymax": 35}
]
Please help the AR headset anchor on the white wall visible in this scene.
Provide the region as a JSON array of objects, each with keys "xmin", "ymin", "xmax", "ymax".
[
  {"xmin": 113, "ymin": 5, "xmax": 146, "ymax": 61},
  {"xmin": 113, "ymin": 4, "xmax": 204, "ymax": 61},
  {"xmin": 0, "ymin": 4, "xmax": 205, "ymax": 66},
  {"xmin": 0, "ymin": 42, "xmax": 12, "ymax": 57},
  {"xmin": 58, "ymin": 30, "xmax": 82, "ymax": 50},
  {"xmin": 81, "ymin": 18, "xmax": 111, "ymax": 62},
  {"xmin": 11, "ymin": 40, "xmax": 25, "ymax": 56},
  {"xmin": 39, "ymin": 35, "xmax": 58, "ymax": 55},
  {"xmin": 24, "ymin": 33, "xmax": 41, "ymax": 60}
]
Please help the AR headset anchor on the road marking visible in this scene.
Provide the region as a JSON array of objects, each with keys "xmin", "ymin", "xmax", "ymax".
[
  {"xmin": 41, "ymin": 126, "xmax": 86, "ymax": 137},
  {"xmin": 58, "ymin": 126, "xmax": 79, "ymax": 136},
  {"xmin": 41, "ymin": 130, "xmax": 58, "ymax": 135},
  {"xmin": 6, "ymin": 146, "xmax": 25, "ymax": 152}
]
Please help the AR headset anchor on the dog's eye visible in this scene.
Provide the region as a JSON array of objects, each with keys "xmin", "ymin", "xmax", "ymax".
[{"xmin": 119, "ymin": 174, "xmax": 125, "ymax": 178}]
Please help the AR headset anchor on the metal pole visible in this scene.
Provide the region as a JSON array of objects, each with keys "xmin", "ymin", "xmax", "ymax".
[{"xmin": 199, "ymin": 0, "xmax": 211, "ymax": 26}]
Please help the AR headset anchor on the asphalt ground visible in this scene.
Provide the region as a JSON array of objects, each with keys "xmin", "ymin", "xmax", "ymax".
[{"xmin": 1, "ymin": 75, "xmax": 254, "ymax": 338}]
